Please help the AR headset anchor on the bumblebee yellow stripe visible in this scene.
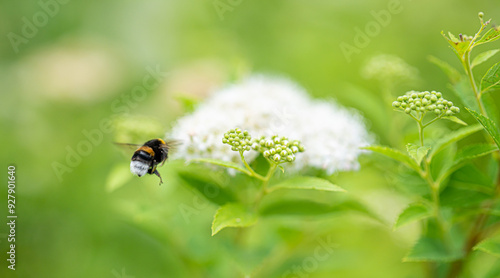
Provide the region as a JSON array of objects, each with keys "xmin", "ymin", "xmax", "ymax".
[{"xmin": 137, "ymin": 146, "xmax": 155, "ymax": 156}]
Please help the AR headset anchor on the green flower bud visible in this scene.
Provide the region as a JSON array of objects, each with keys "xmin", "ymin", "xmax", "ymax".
[
  {"xmin": 276, "ymin": 147, "xmax": 282, "ymax": 153},
  {"xmin": 265, "ymin": 140, "xmax": 274, "ymax": 147},
  {"xmin": 287, "ymin": 155, "xmax": 294, "ymax": 162},
  {"xmin": 299, "ymin": 145, "xmax": 305, "ymax": 152},
  {"xmin": 282, "ymin": 140, "xmax": 289, "ymax": 147},
  {"xmin": 424, "ymin": 94, "xmax": 431, "ymax": 100},
  {"xmin": 410, "ymin": 104, "xmax": 416, "ymax": 110},
  {"xmin": 263, "ymin": 150, "xmax": 270, "ymax": 157},
  {"xmin": 437, "ymin": 104, "xmax": 444, "ymax": 110},
  {"xmin": 451, "ymin": 106, "xmax": 460, "ymax": 113},
  {"xmin": 405, "ymin": 108, "xmax": 411, "ymax": 114},
  {"xmin": 434, "ymin": 109, "xmax": 441, "ymax": 114},
  {"xmin": 445, "ymin": 110, "xmax": 453, "ymax": 116},
  {"xmin": 401, "ymin": 103, "xmax": 407, "ymax": 108},
  {"xmin": 273, "ymin": 154, "xmax": 281, "ymax": 162},
  {"xmin": 411, "ymin": 93, "xmax": 418, "ymax": 99},
  {"xmin": 274, "ymin": 137, "xmax": 281, "ymax": 144},
  {"xmin": 291, "ymin": 146, "xmax": 299, "ymax": 153},
  {"xmin": 422, "ymin": 99, "xmax": 429, "ymax": 105},
  {"xmin": 415, "ymin": 101, "xmax": 422, "ymax": 107},
  {"xmin": 270, "ymin": 148, "xmax": 276, "ymax": 155},
  {"xmin": 447, "ymin": 101, "xmax": 453, "ymax": 107},
  {"xmin": 397, "ymin": 96, "xmax": 404, "ymax": 102},
  {"xmin": 436, "ymin": 92, "xmax": 442, "ymax": 98},
  {"xmin": 430, "ymin": 95, "xmax": 437, "ymax": 102}
]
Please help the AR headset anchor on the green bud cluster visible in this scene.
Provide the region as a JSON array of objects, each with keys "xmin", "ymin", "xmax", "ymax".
[
  {"xmin": 391, "ymin": 90, "xmax": 460, "ymax": 117},
  {"xmin": 222, "ymin": 128, "xmax": 305, "ymax": 164},
  {"xmin": 222, "ymin": 128, "xmax": 252, "ymax": 152},
  {"xmin": 256, "ymin": 135, "xmax": 305, "ymax": 163}
]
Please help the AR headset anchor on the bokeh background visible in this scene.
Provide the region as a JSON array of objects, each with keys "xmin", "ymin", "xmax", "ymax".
[{"xmin": 1, "ymin": 0, "xmax": 500, "ymax": 277}]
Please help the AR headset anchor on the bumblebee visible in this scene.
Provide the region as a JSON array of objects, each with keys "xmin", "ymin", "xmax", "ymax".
[{"xmin": 116, "ymin": 138, "xmax": 175, "ymax": 185}]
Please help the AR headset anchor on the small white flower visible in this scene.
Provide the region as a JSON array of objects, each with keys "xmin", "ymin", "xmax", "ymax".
[{"xmin": 168, "ymin": 75, "xmax": 373, "ymax": 174}]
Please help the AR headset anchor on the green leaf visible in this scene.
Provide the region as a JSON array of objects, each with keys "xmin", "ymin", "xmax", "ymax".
[
  {"xmin": 259, "ymin": 199, "xmax": 381, "ymax": 222},
  {"xmin": 177, "ymin": 166, "xmax": 237, "ymax": 206},
  {"xmin": 442, "ymin": 31, "xmax": 471, "ymax": 59},
  {"xmin": 481, "ymin": 62, "xmax": 500, "ymax": 93},
  {"xmin": 483, "ymin": 93, "xmax": 500, "ymax": 126},
  {"xmin": 476, "ymin": 26, "xmax": 500, "ymax": 46},
  {"xmin": 467, "ymin": 108, "xmax": 500, "ymax": 148},
  {"xmin": 454, "ymin": 144, "xmax": 498, "ymax": 165},
  {"xmin": 428, "ymin": 125, "xmax": 483, "ymax": 159},
  {"xmin": 267, "ymin": 176, "xmax": 345, "ymax": 194},
  {"xmin": 450, "ymin": 79, "xmax": 480, "ymax": 112},
  {"xmin": 211, "ymin": 203, "xmax": 257, "ymax": 236},
  {"xmin": 472, "ymin": 49, "xmax": 500, "ymax": 68},
  {"xmin": 189, "ymin": 158, "xmax": 252, "ymax": 176},
  {"xmin": 438, "ymin": 144, "xmax": 498, "ymax": 182},
  {"xmin": 441, "ymin": 116, "xmax": 467, "ymax": 126},
  {"xmin": 363, "ymin": 145, "xmax": 420, "ymax": 172},
  {"xmin": 428, "ymin": 55, "xmax": 462, "ymax": 84},
  {"xmin": 403, "ymin": 236, "xmax": 463, "ymax": 262},
  {"xmin": 394, "ymin": 203, "xmax": 432, "ymax": 229},
  {"xmin": 474, "ymin": 234, "xmax": 500, "ymax": 258},
  {"xmin": 406, "ymin": 144, "xmax": 430, "ymax": 165}
]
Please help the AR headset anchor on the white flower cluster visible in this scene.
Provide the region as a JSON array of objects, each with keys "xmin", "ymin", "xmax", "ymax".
[{"xmin": 168, "ymin": 75, "xmax": 372, "ymax": 174}]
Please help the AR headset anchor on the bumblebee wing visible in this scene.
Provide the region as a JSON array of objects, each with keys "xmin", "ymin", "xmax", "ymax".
[
  {"xmin": 159, "ymin": 140, "xmax": 181, "ymax": 151},
  {"xmin": 158, "ymin": 140, "xmax": 181, "ymax": 165},
  {"xmin": 114, "ymin": 142, "xmax": 142, "ymax": 151}
]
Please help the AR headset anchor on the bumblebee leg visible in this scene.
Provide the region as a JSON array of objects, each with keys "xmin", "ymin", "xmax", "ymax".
[{"xmin": 153, "ymin": 169, "xmax": 163, "ymax": 185}]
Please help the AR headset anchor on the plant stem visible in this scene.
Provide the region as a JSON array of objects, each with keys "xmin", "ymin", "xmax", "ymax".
[
  {"xmin": 239, "ymin": 151, "xmax": 265, "ymax": 180},
  {"xmin": 447, "ymin": 170, "xmax": 500, "ymax": 278},
  {"xmin": 254, "ymin": 163, "xmax": 278, "ymax": 208},
  {"xmin": 416, "ymin": 114, "xmax": 425, "ymax": 147}
]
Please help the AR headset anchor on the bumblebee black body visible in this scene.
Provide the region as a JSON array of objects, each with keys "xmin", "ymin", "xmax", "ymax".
[{"xmin": 128, "ymin": 138, "xmax": 172, "ymax": 185}]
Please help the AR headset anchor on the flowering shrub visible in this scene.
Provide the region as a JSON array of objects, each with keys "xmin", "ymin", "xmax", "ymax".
[
  {"xmin": 168, "ymin": 76, "xmax": 371, "ymax": 235},
  {"xmin": 366, "ymin": 12, "xmax": 500, "ymax": 277}
]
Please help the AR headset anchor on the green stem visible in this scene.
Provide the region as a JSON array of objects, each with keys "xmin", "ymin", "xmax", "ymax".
[
  {"xmin": 422, "ymin": 115, "xmax": 443, "ymax": 128},
  {"xmin": 422, "ymin": 161, "xmax": 447, "ymax": 236},
  {"xmin": 254, "ymin": 163, "xmax": 278, "ymax": 208},
  {"xmin": 239, "ymin": 151, "xmax": 265, "ymax": 180},
  {"xmin": 465, "ymin": 58, "xmax": 487, "ymax": 116},
  {"xmin": 416, "ymin": 114, "xmax": 425, "ymax": 147}
]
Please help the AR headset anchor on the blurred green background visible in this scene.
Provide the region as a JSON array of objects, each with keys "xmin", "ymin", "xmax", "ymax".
[{"xmin": 1, "ymin": 0, "xmax": 500, "ymax": 277}]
